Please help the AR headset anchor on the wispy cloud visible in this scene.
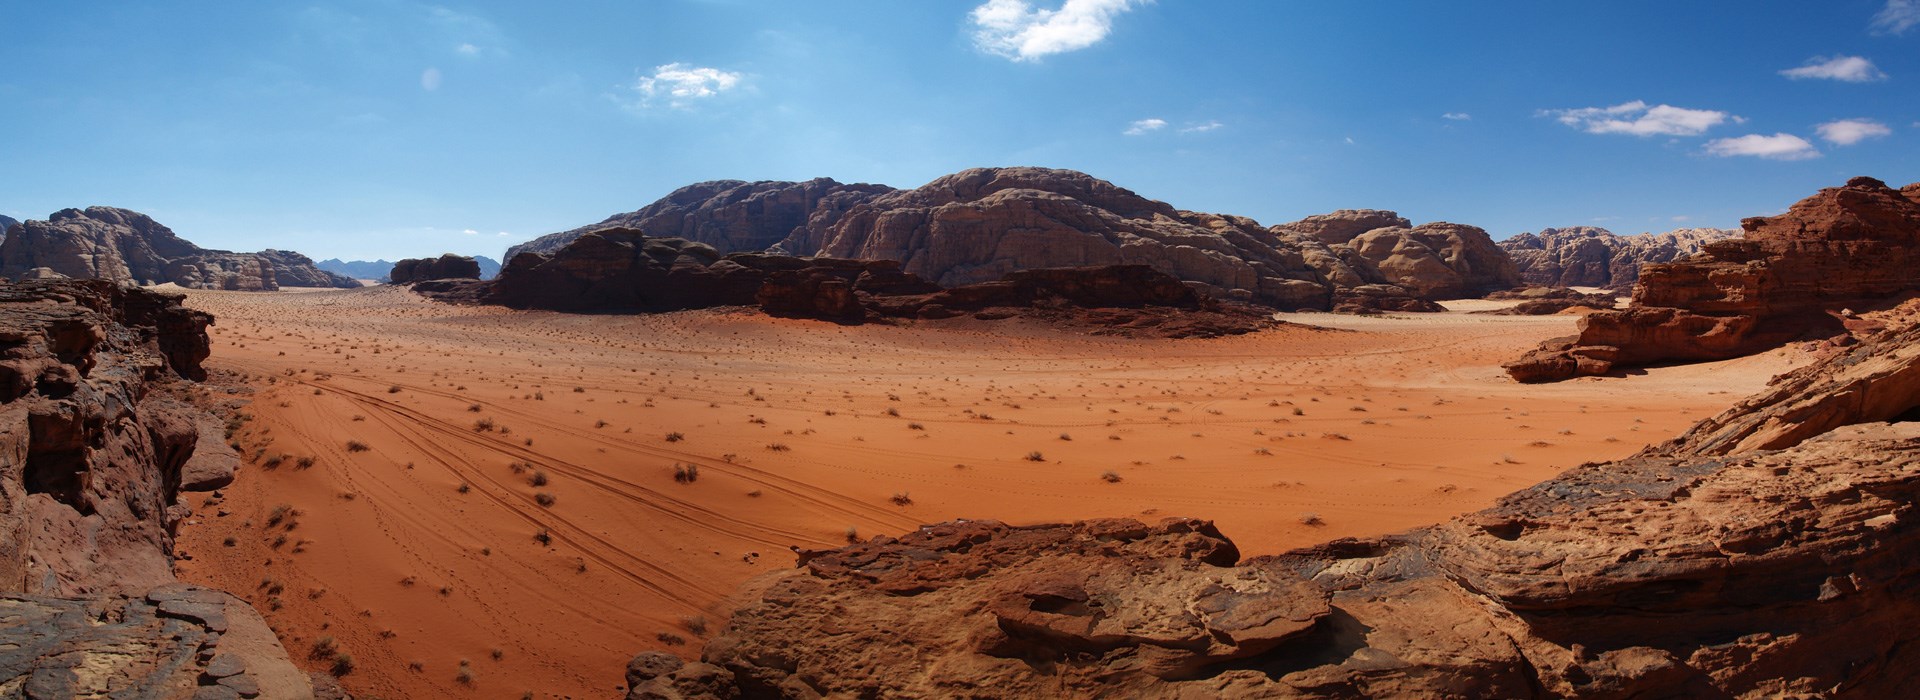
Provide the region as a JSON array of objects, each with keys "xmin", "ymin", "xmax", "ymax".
[
  {"xmin": 420, "ymin": 67, "xmax": 443, "ymax": 91},
  {"xmin": 1703, "ymin": 133, "xmax": 1820, "ymax": 160},
  {"xmin": 970, "ymin": 0, "xmax": 1145, "ymax": 62},
  {"xmin": 462, "ymin": 229, "xmax": 479, "ymax": 235},
  {"xmin": 1541, "ymin": 100, "xmax": 1734, "ymax": 137},
  {"xmin": 455, "ymin": 43, "xmax": 480, "ymax": 56},
  {"xmin": 1874, "ymin": 0, "xmax": 1920, "ymax": 34},
  {"xmin": 632, "ymin": 63, "xmax": 743, "ymax": 109},
  {"xmin": 1180, "ymin": 120, "xmax": 1223, "ymax": 133},
  {"xmin": 1441, "ymin": 112, "xmax": 1472, "ymax": 121},
  {"xmin": 1816, "ymin": 118, "xmax": 1893, "ymax": 145},
  {"xmin": 1779, "ymin": 55, "xmax": 1886, "ymax": 82},
  {"xmin": 1123, "ymin": 118, "xmax": 1166, "ymax": 135}
]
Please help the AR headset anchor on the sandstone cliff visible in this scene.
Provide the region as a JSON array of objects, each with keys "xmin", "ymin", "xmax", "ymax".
[
  {"xmin": 1507, "ymin": 177, "xmax": 1920, "ymax": 382},
  {"xmin": 1500, "ymin": 227, "xmax": 1737, "ymax": 290},
  {"xmin": 389, "ymin": 254, "xmax": 481, "ymax": 284},
  {"xmin": 632, "ymin": 297, "xmax": 1920, "ymax": 699},
  {"xmin": 512, "ymin": 168, "xmax": 1519, "ymax": 311},
  {"xmin": 0, "ymin": 207, "xmax": 355, "ymax": 291},
  {"xmin": 0, "ymin": 280, "xmax": 319, "ymax": 697},
  {"xmin": 508, "ymin": 178, "xmax": 895, "ymax": 259}
]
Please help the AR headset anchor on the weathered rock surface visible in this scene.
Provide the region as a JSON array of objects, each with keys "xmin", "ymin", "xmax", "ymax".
[
  {"xmin": 509, "ymin": 178, "xmax": 895, "ymax": 259},
  {"xmin": 0, "ymin": 208, "xmax": 351, "ymax": 291},
  {"xmin": 1508, "ymin": 177, "xmax": 1920, "ymax": 382},
  {"xmin": 514, "ymin": 168, "xmax": 1517, "ymax": 311},
  {"xmin": 649, "ymin": 309, "xmax": 1920, "ymax": 699},
  {"xmin": 1500, "ymin": 227, "xmax": 1736, "ymax": 290},
  {"xmin": 389, "ymin": 254, "xmax": 481, "ymax": 284},
  {"xmin": 255, "ymin": 250, "xmax": 359, "ymax": 289},
  {"xmin": 428, "ymin": 230, "xmax": 1276, "ymax": 337}
]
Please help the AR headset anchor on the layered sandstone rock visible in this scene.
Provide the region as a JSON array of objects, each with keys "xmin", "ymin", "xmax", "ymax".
[
  {"xmin": 508, "ymin": 178, "xmax": 894, "ymax": 259},
  {"xmin": 513, "ymin": 168, "xmax": 1518, "ymax": 311},
  {"xmin": 0, "ymin": 280, "xmax": 321, "ymax": 697},
  {"xmin": 390, "ymin": 254, "xmax": 482, "ymax": 284},
  {"xmin": 257, "ymin": 249, "xmax": 360, "ymax": 289},
  {"xmin": 0, "ymin": 207, "xmax": 353, "ymax": 291},
  {"xmin": 1500, "ymin": 227, "xmax": 1736, "ymax": 290},
  {"xmin": 1507, "ymin": 177, "xmax": 1920, "ymax": 382},
  {"xmin": 644, "ymin": 309, "xmax": 1920, "ymax": 698}
]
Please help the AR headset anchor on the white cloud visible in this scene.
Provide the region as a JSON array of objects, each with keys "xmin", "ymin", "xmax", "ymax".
[
  {"xmin": 462, "ymin": 229, "xmax": 479, "ymax": 235},
  {"xmin": 1816, "ymin": 118, "xmax": 1893, "ymax": 145},
  {"xmin": 420, "ymin": 67, "xmax": 443, "ymax": 91},
  {"xmin": 970, "ymin": 0, "xmax": 1144, "ymax": 62},
  {"xmin": 1441, "ymin": 112, "xmax": 1472, "ymax": 121},
  {"xmin": 1344, "ymin": 136, "xmax": 1355, "ymax": 145},
  {"xmin": 1180, "ymin": 120, "xmax": 1223, "ymax": 133},
  {"xmin": 1542, "ymin": 101, "xmax": 1733, "ymax": 137},
  {"xmin": 456, "ymin": 43, "xmax": 480, "ymax": 56},
  {"xmin": 1672, "ymin": 215, "xmax": 1691, "ymax": 222},
  {"xmin": 1779, "ymin": 55, "xmax": 1886, "ymax": 82},
  {"xmin": 1123, "ymin": 118, "xmax": 1166, "ymax": 135},
  {"xmin": 497, "ymin": 231, "xmax": 511, "ymax": 237},
  {"xmin": 633, "ymin": 63, "xmax": 743, "ymax": 108},
  {"xmin": 1874, "ymin": 0, "xmax": 1920, "ymax": 34},
  {"xmin": 1703, "ymin": 133, "xmax": 1821, "ymax": 160}
]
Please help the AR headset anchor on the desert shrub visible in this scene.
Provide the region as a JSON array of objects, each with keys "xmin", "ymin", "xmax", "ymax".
[
  {"xmin": 1100, "ymin": 470, "xmax": 1122, "ymax": 483},
  {"xmin": 345, "ymin": 440, "xmax": 370, "ymax": 452}
]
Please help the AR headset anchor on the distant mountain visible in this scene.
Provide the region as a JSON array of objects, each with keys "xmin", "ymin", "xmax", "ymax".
[
  {"xmin": 0, "ymin": 207, "xmax": 358, "ymax": 289},
  {"xmin": 1499, "ymin": 227, "xmax": 1738, "ymax": 290},
  {"xmin": 318, "ymin": 256, "xmax": 499, "ymax": 282},
  {"xmin": 0, "ymin": 214, "xmax": 18, "ymax": 235}
]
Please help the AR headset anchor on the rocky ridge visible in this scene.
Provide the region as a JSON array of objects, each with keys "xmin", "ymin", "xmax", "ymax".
[
  {"xmin": 632, "ymin": 293, "xmax": 1920, "ymax": 699},
  {"xmin": 0, "ymin": 280, "xmax": 321, "ymax": 698},
  {"xmin": 510, "ymin": 168, "xmax": 1518, "ymax": 311},
  {"xmin": 0, "ymin": 207, "xmax": 357, "ymax": 290},
  {"xmin": 1507, "ymin": 177, "xmax": 1920, "ymax": 382},
  {"xmin": 1500, "ymin": 226, "xmax": 1737, "ymax": 290},
  {"xmin": 426, "ymin": 230, "xmax": 1277, "ymax": 338}
]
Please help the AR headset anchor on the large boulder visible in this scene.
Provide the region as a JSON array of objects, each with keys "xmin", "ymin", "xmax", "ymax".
[
  {"xmin": 648, "ymin": 310, "xmax": 1920, "ymax": 698},
  {"xmin": 391, "ymin": 253, "xmax": 483, "ymax": 284},
  {"xmin": 1508, "ymin": 176, "xmax": 1920, "ymax": 381},
  {"xmin": 1500, "ymin": 226, "xmax": 1737, "ymax": 290}
]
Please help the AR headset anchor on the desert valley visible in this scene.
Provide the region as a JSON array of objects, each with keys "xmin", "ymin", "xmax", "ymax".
[{"xmin": 5, "ymin": 3, "xmax": 1919, "ymax": 699}]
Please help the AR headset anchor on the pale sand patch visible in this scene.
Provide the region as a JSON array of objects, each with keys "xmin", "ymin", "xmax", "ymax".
[{"xmin": 169, "ymin": 285, "xmax": 1801, "ymax": 698}]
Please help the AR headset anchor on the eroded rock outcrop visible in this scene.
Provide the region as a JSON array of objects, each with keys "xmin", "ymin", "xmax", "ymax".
[
  {"xmin": 643, "ymin": 307, "xmax": 1920, "ymax": 699},
  {"xmin": 509, "ymin": 178, "xmax": 895, "ymax": 259},
  {"xmin": 512, "ymin": 168, "xmax": 1517, "ymax": 311},
  {"xmin": 0, "ymin": 207, "xmax": 355, "ymax": 290},
  {"xmin": 1508, "ymin": 177, "xmax": 1920, "ymax": 382},
  {"xmin": 1500, "ymin": 227, "xmax": 1736, "ymax": 290},
  {"xmin": 0, "ymin": 215, "xmax": 19, "ymax": 236},
  {"xmin": 389, "ymin": 254, "xmax": 482, "ymax": 284}
]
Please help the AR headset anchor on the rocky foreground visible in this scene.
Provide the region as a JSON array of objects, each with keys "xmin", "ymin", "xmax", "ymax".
[
  {"xmin": 508, "ymin": 167, "xmax": 1517, "ymax": 311},
  {"xmin": 0, "ymin": 281, "xmax": 324, "ymax": 698},
  {"xmin": 1508, "ymin": 177, "xmax": 1920, "ymax": 382},
  {"xmin": 0, "ymin": 207, "xmax": 357, "ymax": 290},
  {"xmin": 629, "ymin": 296, "xmax": 1920, "ymax": 697}
]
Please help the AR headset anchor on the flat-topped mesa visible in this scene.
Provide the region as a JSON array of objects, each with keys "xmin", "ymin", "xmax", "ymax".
[
  {"xmin": 508, "ymin": 167, "xmax": 1521, "ymax": 312},
  {"xmin": 0, "ymin": 207, "xmax": 357, "ymax": 290},
  {"xmin": 1506, "ymin": 176, "xmax": 1920, "ymax": 382},
  {"xmin": 635, "ymin": 306, "xmax": 1920, "ymax": 699},
  {"xmin": 390, "ymin": 253, "xmax": 482, "ymax": 284},
  {"xmin": 1499, "ymin": 226, "xmax": 1738, "ymax": 290}
]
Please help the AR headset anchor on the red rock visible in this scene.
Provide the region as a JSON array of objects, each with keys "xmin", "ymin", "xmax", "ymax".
[{"xmin": 390, "ymin": 254, "xmax": 482, "ymax": 284}]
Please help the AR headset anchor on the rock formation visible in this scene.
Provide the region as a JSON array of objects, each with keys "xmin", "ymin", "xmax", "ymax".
[
  {"xmin": 257, "ymin": 249, "xmax": 360, "ymax": 289},
  {"xmin": 508, "ymin": 178, "xmax": 894, "ymax": 259},
  {"xmin": 0, "ymin": 279, "xmax": 322, "ymax": 697},
  {"xmin": 390, "ymin": 254, "xmax": 482, "ymax": 284},
  {"xmin": 0, "ymin": 215, "xmax": 18, "ymax": 236},
  {"xmin": 1477, "ymin": 287, "xmax": 1619, "ymax": 316},
  {"xmin": 316, "ymin": 258, "xmax": 394, "ymax": 281},
  {"xmin": 0, "ymin": 208, "xmax": 357, "ymax": 290},
  {"xmin": 421, "ymin": 230, "xmax": 1275, "ymax": 337},
  {"xmin": 1507, "ymin": 177, "xmax": 1920, "ymax": 382},
  {"xmin": 512, "ymin": 168, "xmax": 1519, "ymax": 311},
  {"xmin": 1500, "ymin": 226, "xmax": 1737, "ymax": 290},
  {"xmin": 637, "ymin": 304, "xmax": 1920, "ymax": 699}
]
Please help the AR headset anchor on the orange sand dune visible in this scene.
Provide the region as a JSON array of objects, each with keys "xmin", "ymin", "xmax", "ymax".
[{"xmin": 169, "ymin": 286, "xmax": 1801, "ymax": 698}]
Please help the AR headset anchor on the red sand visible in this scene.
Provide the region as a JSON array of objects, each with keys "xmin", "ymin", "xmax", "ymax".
[{"xmin": 169, "ymin": 286, "xmax": 1801, "ymax": 698}]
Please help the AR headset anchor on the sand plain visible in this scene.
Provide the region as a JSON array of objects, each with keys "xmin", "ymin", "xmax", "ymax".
[{"xmin": 168, "ymin": 285, "xmax": 1802, "ymax": 698}]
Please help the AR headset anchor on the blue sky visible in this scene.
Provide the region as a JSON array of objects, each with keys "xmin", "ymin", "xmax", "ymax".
[{"xmin": 1, "ymin": 1, "xmax": 1916, "ymax": 261}]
